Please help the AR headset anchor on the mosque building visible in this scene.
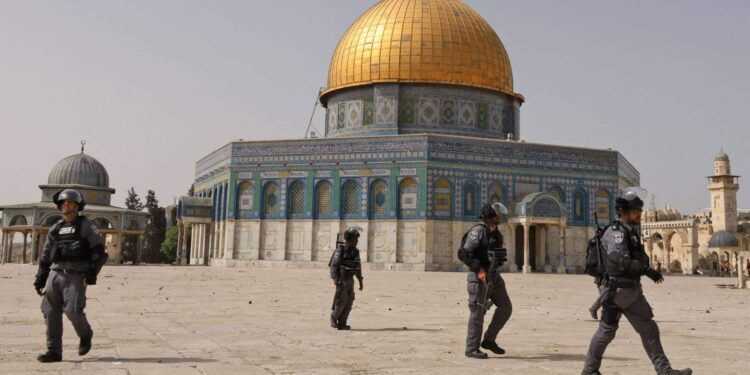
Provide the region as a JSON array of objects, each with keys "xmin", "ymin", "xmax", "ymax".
[
  {"xmin": 642, "ymin": 151, "xmax": 749, "ymax": 275},
  {"xmin": 178, "ymin": 0, "xmax": 640, "ymax": 273},
  {"xmin": 0, "ymin": 143, "xmax": 147, "ymax": 264}
]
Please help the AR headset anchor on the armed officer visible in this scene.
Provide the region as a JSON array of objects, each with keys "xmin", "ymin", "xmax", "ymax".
[
  {"xmin": 582, "ymin": 187, "xmax": 691, "ymax": 375},
  {"xmin": 329, "ymin": 227, "xmax": 363, "ymax": 330},
  {"xmin": 33, "ymin": 189, "xmax": 108, "ymax": 362},
  {"xmin": 458, "ymin": 203, "xmax": 512, "ymax": 359}
]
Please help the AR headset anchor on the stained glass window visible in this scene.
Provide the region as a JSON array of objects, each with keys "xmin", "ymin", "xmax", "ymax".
[
  {"xmin": 237, "ymin": 181, "xmax": 254, "ymax": 211},
  {"xmin": 262, "ymin": 182, "xmax": 278, "ymax": 218},
  {"xmin": 288, "ymin": 181, "xmax": 305, "ymax": 216},
  {"xmin": 371, "ymin": 179, "xmax": 388, "ymax": 215},
  {"xmin": 595, "ymin": 189, "xmax": 610, "ymax": 224},
  {"xmin": 463, "ymin": 182, "xmax": 478, "ymax": 217},
  {"xmin": 573, "ymin": 188, "xmax": 587, "ymax": 223},
  {"xmin": 489, "ymin": 184, "xmax": 504, "ymax": 205},
  {"xmin": 399, "ymin": 178, "xmax": 418, "ymax": 217},
  {"xmin": 434, "ymin": 179, "xmax": 452, "ymax": 216},
  {"xmin": 342, "ymin": 180, "xmax": 359, "ymax": 216},
  {"xmin": 315, "ymin": 181, "xmax": 332, "ymax": 216}
]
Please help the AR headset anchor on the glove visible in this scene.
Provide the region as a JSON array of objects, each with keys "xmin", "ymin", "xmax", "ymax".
[
  {"xmin": 34, "ymin": 269, "xmax": 49, "ymax": 296},
  {"xmin": 85, "ymin": 272, "xmax": 97, "ymax": 286},
  {"xmin": 358, "ymin": 279, "xmax": 364, "ymax": 291},
  {"xmin": 645, "ymin": 268, "xmax": 663, "ymax": 283}
]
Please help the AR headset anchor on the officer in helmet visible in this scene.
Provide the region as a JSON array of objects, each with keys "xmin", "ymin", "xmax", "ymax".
[
  {"xmin": 329, "ymin": 227, "xmax": 363, "ymax": 330},
  {"xmin": 582, "ymin": 187, "xmax": 692, "ymax": 375},
  {"xmin": 458, "ymin": 202, "xmax": 512, "ymax": 359},
  {"xmin": 33, "ymin": 189, "xmax": 108, "ymax": 362}
]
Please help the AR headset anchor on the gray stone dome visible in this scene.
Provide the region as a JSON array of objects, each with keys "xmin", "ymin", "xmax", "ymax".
[
  {"xmin": 47, "ymin": 152, "xmax": 110, "ymax": 188},
  {"xmin": 715, "ymin": 150, "xmax": 729, "ymax": 162},
  {"xmin": 708, "ymin": 230, "xmax": 739, "ymax": 248}
]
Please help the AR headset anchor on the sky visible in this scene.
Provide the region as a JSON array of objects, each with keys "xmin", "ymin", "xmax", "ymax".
[{"xmin": 1, "ymin": 0, "xmax": 748, "ymax": 214}]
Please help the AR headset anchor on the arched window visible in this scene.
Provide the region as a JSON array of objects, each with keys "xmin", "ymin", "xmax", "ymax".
[
  {"xmin": 463, "ymin": 181, "xmax": 479, "ymax": 217},
  {"xmin": 237, "ymin": 181, "xmax": 254, "ymax": 218},
  {"xmin": 315, "ymin": 180, "xmax": 332, "ymax": 217},
  {"xmin": 288, "ymin": 180, "xmax": 305, "ymax": 217},
  {"xmin": 547, "ymin": 186, "xmax": 565, "ymax": 203},
  {"xmin": 398, "ymin": 178, "xmax": 418, "ymax": 218},
  {"xmin": 370, "ymin": 179, "xmax": 389, "ymax": 217},
  {"xmin": 489, "ymin": 183, "xmax": 505, "ymax": 205},
  {"xmin": 342, "ymin": 179, "xmax": 359, "ymax": 217},
  {"xmin": 434, "ymin": 179, "xmax": 452, "ymax": 217},
  {"xmin": 8, "ymin": 215, "xmax": 27, "ymax": 226},
  {"xmin": 595, "ymin": 189, "xmax": 611, "ymax": 224},
  {"xmin": 572, "ymin": 188, "xmax": 587, "ymax": 223},
  {"xmin": 261, "ymin": 182, "xmax": 279, "ymax": 219}
]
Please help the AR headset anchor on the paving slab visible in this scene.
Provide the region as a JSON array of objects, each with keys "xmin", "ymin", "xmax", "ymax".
[{"xmin": 1, "ymin": 264, "xmax": 747, "ymax": 374}]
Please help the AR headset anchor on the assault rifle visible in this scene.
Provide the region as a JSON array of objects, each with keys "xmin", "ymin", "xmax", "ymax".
[
  {"xmin": 478, "ymin": 243, "xmax": 507, "ymax": 315},
  {"xmin": 330, "ymin": 233, "xmax": 345, "ymax": 310}
]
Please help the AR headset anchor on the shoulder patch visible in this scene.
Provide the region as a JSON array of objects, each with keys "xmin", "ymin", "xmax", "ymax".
[{"xmin": 613, "ymin": 232, "xmax": 624, "ymax": 244}]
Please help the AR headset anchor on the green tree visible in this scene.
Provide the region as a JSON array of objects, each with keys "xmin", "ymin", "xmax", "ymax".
[
  {"xmin": 187, "ymin": 184, "xmax": 195, "ymax": 197},
  {"xmin": 122, "ymin": 187, "xmax": 144, "ymax": 264},
  {"xmin": 160, "ymin": 225, "xmax": 179, "ymax": 263},
  {"xmin": 124, "ymin": 187, "xmax": 144, "ymax": 211},
  {"xmin": 142, "ymin": 190, "xmax": 167, "ymax": 263}
]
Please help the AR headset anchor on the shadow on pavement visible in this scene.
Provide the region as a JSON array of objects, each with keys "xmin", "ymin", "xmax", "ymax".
[
  {"xmin": 349, "ymin": 327, "xmax": 443, "ymax": 332},
  {"xmin": 499, "ymin": 353, "xmax": 638, "ymax": 362},
  {"xmin": 83, "ymin": 357, "xmax": 218, "ymax": 364}
]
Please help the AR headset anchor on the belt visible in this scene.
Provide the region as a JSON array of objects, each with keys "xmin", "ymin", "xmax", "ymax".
[{"xmin": 62, "ymin": 269, "xmax": 82, "ymax": 275}]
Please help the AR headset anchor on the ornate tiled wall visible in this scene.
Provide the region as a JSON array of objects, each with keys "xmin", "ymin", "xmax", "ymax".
[{"xmin": 325, "ymin": 84, "xmax": 521, "ymax": 140}]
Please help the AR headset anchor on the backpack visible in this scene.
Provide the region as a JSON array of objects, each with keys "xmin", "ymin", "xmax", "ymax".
[{"xmin": 584, "ymin": 224, "xmax": 610, "ymax": 279}]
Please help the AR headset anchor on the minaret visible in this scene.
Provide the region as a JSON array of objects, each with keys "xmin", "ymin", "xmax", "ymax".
[{"xmin": 708, "ymin": 150, "xmax": 740, "ymax": 233}]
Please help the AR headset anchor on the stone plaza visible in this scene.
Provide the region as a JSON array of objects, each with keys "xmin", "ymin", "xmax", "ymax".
[{"xmin": 1, "ymin": 264, "xmax": 747, "ymax": 374}]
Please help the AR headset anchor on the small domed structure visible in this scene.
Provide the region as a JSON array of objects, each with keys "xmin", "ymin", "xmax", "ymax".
[
  {"xmin": 38, "ymin": 144, "xmax": 115, "ymax": 206},
  {"xmin": 708, "ymin": 230, "xmax": 739, "ymax": 248},
  {"xmin": 47, "ymin": 152, "xmax": 110, "ymax": 188}
]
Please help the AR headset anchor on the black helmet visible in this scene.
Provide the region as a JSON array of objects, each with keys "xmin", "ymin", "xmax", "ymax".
[
  {"xmin": 479, "ymin": 203, "xmax": 497, "ymax": 220},
  {"xmin": 343, "ymin": 227, "xmax": 360, "ymax": 241},
  {"xmin": 53, "ymin": 189, "xmax": 86, "ymax": 211},
  {"xmin": 615, "ymin": 186, "xmax": 646, "ymax": 214}
]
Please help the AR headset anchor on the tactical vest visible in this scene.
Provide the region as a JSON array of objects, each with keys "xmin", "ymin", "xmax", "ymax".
[
  {"xmin": 339, "ymin": 246, "xmax": 361, "ymax": 277},
  {"xmin": 604, "ymin": 222, "xmax": 647, "ymax": 280},
  {"xmin": 51, "ymin": 216, "xmax": 91, "ymax": 262}
]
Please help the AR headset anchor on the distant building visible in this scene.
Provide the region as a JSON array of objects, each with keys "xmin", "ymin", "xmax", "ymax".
[
  {"xmin": 179, "ymin": 0, "xmax": 639, "ymax": 273},
  {"xmin": 0, "ymin": 145, "xmax": 147, "ymax": 264},
  {"xmin": 642, "ymin": 151, "xmax": 749, "ymax": 274}
]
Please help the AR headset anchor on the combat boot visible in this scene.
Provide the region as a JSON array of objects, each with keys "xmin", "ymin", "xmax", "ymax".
[
  {"xmin": 464, "ymin": 349, "xmax": 488, "ymax": 359},
  {"xmin": 480, "ymin": 339, "xmax": 506, "ymax": 355},
  {"xmin": 79, "ymin": 333, "xmax": 92, "ymax": 355},
  {"xmin": 658, "ymin": 368, "xmax": 692, "ymax": 375},
  {"xmin": 330, "ymin": 314, "xmax": 338, "ymax": 328},
  {"xmin": 337, "ymin": 322, "xmax": 351, "ymax": 330},
  {"xmin": 37, "ymin": 351, "xmax": 62, "ymax": 363},
  {"xmin": 581, "ymin": 371, "xmax": 602, "ymax": 375}
]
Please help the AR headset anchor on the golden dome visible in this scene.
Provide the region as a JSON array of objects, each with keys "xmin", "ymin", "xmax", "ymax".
[{"xmin": 322, "ymin": 0, "xmax": 521, "ymax": 103}]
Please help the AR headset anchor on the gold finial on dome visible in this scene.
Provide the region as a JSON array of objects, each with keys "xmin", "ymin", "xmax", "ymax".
[{"xmin": 321, "ymin": 0, "xmax": 523, "ymax": 104}]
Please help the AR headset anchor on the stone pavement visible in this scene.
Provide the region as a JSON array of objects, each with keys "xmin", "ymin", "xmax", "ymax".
[{"xmin": 0, "ymin": 264, "xmax": 747, "ymax": 374}]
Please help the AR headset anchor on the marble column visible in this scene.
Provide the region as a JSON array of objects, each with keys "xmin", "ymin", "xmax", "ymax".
[
  {"xmin": 176, "ymin": 221, "xmax": 184, "ymax": 265},
  {"xmin": 522, "ymin": 223, "xmax": 531, "ymax": 274},
  {"xmin": 557, "ymin": 223, "xmax": 567, "ymax": 273},
  {"xmin": 0, "ymin": 231, "xmax": 6, "ymax": 264},
  {"xmin": 30, "ymin": 229, "xmax": 39, "ymax": 264},
  {"xmin": 22, "ymin": 231, "xmax": 28, "ymax": 263},
  {"xmin": 181, "ymin": 223, "xmax": 189, "ymax": 266}
]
